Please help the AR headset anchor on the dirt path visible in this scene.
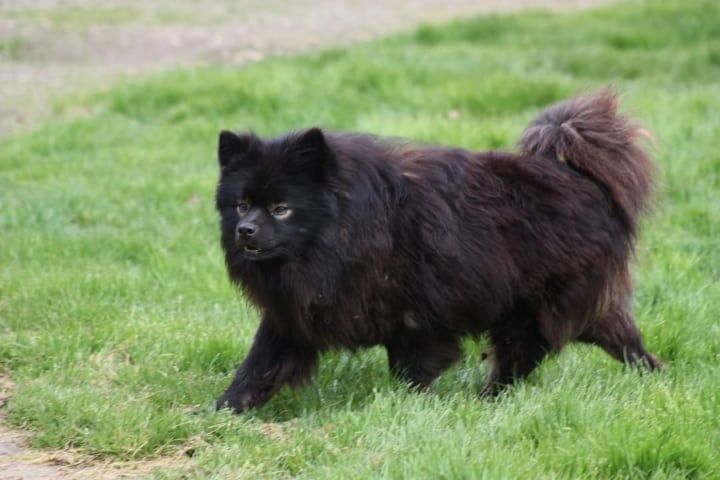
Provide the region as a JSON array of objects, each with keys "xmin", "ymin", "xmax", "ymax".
[
  {"xmin": 0, "ymin": 373, "xmax": 193, "ymax": 479},
  {"xmin": 0, "ymin": 0, "xmax": 608, "ymax": 136},
  {"xmin": 0, "ymin": 1, "xmax": 609, "ymax": 477}
]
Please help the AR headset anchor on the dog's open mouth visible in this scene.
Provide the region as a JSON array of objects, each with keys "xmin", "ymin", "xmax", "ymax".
[{"xmin": 241, "ymin": 244, "xmax": 280, "ymax": 260}]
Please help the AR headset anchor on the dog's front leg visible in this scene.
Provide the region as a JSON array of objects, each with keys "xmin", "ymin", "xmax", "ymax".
[{"xmin": 216, "ymin": 316, "xmax": 318, "ymax": 413}]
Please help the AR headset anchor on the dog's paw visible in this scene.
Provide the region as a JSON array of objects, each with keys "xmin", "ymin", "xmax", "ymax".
[
  {"xmin": 215, "ymin": 382, "xmax": 277, "ymax": 413},
  {"xmin": 215, "ymin": 390, "xmax": 255, "ymax": 414}
]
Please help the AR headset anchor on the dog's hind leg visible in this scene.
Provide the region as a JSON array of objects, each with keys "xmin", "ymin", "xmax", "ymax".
[
  {"xmin": 579, "ymin": 306, "xmax": 662, "ymax": 370},
  {"xmin": 385, "ymin": 329, "xmax": 463, "ymax": 390},
  {"xmin": 480, "ymin": 305, "xmax": 553, "ymax": 397}
]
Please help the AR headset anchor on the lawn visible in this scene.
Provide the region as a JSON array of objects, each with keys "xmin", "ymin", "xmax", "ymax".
[{"xmin": 1, "ymin": 0, "xmax": 719, "ymax": 478}]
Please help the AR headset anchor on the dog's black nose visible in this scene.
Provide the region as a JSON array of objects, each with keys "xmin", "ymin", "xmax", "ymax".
[{"xmin": 237, "ymin": 222, "xmax": 257, "ymax": 237}]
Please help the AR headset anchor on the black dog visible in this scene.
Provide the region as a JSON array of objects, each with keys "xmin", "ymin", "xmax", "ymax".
[{"xmin": 214, "ymin": 88, "xmax": 661, "ymax": 413}]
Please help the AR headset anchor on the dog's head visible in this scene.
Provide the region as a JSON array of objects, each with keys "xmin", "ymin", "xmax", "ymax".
[{"xmin": 215, "ymin": 128, "xmax": 338, "ymax": 264}]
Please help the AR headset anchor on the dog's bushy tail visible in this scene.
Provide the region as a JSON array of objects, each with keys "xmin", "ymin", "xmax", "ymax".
[{"xmin": 518, "ymin": 88, "xmax": 655, "ymax": 230}]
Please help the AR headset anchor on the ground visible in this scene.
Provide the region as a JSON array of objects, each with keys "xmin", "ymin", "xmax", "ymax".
[{"xmin": 1, "ymin": 0, "xmax": 719, "ymax": 479}]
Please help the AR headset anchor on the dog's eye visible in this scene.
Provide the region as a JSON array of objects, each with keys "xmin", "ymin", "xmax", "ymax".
[
  {"xmin": 270, "ymin": 203, "xmax": 291, "ymax": 219},
  {"xmin": 236, "ymin": 201, "xmax": 250, "ymax": 215}
]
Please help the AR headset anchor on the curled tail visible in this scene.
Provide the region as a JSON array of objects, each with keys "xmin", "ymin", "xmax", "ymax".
[{"xmin": 518, "ymin": 88, "xmax": 655, "ymax": 231}]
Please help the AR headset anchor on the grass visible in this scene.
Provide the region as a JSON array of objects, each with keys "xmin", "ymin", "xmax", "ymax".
[
  {"xmin": 1, "ymin": 0, "xmax": 719, "ymax": 478},
  {"xmin": 4, "ymin": 6, "xmax": 143, "ymax": 28},
  {"xmin": 2, "ymin": 3, "xmax": 261, "ymax": 29},
  {"xmin": 0, "ymin": 36, "xmax": 25, "ymax": 61}
]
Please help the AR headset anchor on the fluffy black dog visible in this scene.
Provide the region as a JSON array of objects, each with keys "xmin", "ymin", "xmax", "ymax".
[{"xmin": 214, "ymin": 89, "xmax": 661, "ymax": 413}]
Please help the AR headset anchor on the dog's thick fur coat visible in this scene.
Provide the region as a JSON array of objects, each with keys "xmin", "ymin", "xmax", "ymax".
[{"xmin": 215, "ymin": 89, "xmax": 661, "ymax": 412}]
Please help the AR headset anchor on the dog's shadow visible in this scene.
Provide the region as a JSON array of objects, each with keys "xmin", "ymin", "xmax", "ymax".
[
  {"xmin": 221, "ymin": 343, "xmax": 491, "ymax": 423},
  {"xmin": 204, "ymin": 340, "xmax": 666, "ymax": 423}
]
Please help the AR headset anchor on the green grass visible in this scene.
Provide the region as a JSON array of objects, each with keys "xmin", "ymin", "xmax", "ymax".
[
  {"xmin": 4, "ymin": 6, "xmax": 205, "ymax": 29},
  {"xmin": 5, "ymin": 6, "xmax": 142, "ymax": 28},
  {"xmin": 1, "ymin": 0, "xmax": 719, "ymax": 478},
  {"xmin": 0, "ymin": 36, "xmax": 26, "ymax": 61},
  {"xmin": 3, "ymin": 3, "xmax": 265, "ymax": 29}
]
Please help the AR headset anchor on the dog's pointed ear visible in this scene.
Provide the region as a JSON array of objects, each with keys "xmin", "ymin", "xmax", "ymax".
[
  {"xmin": 218, "ymin": 130, "xmax": 257, "ymax": 168},
  {"xmin": 289, "ymin": 128, "xmax": 334, "ymax": 177},
  {"xmin": 295, "ymin": 127, "xmax": 325, "ymax": 153}
]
